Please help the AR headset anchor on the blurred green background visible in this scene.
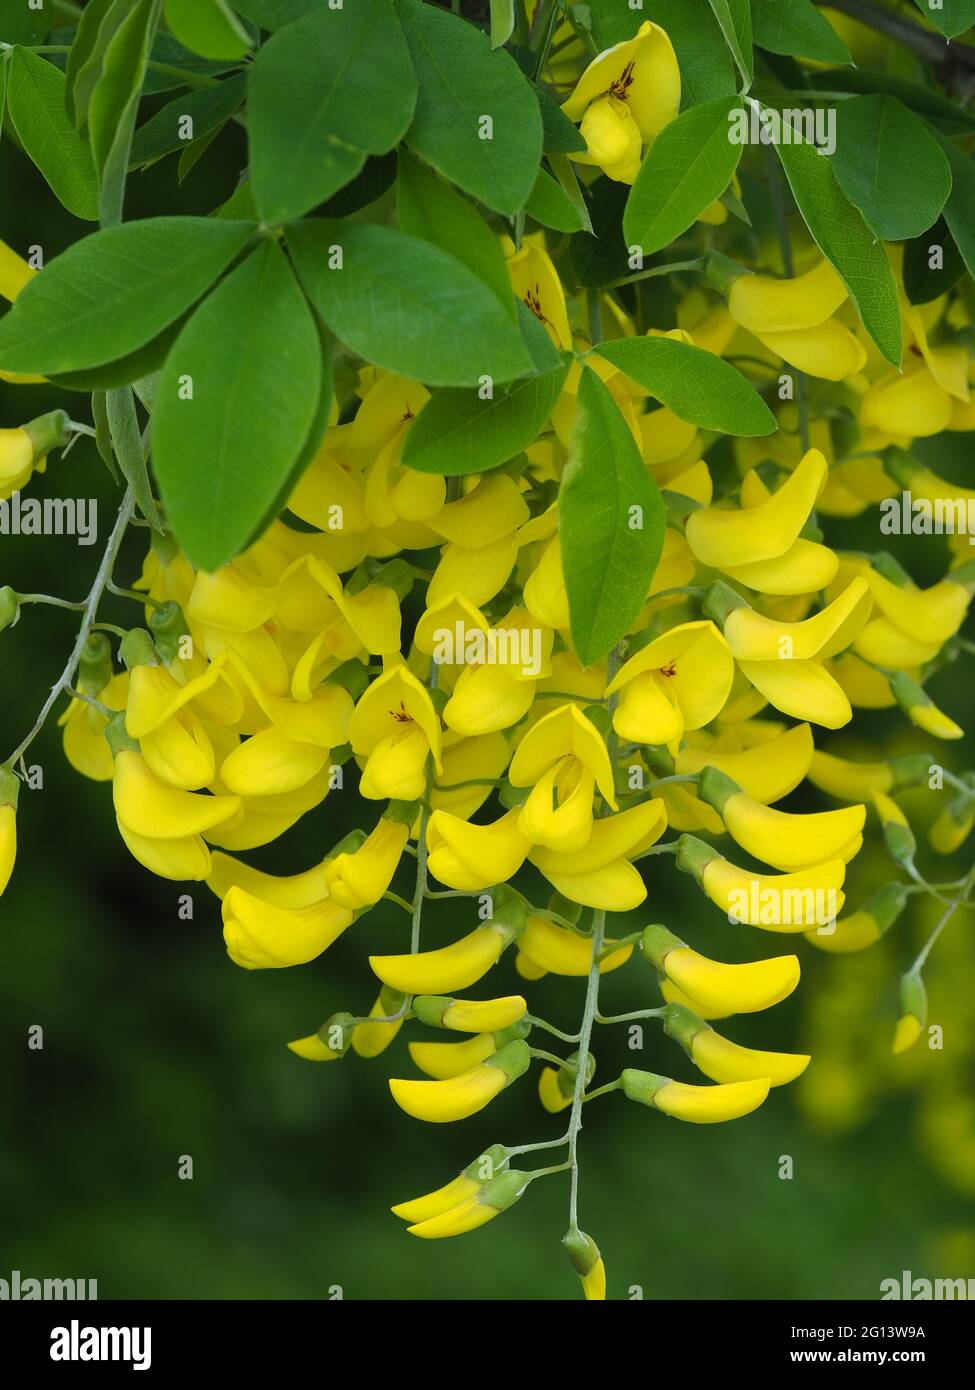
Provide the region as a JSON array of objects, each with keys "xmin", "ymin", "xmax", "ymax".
[{"xmin": 2, "ymin": 61, "xmax": 975, "ymax": 1302}]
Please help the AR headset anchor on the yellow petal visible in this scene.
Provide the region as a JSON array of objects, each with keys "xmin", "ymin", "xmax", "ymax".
[
  {"xmin": 686, "ymin": 448, "xmax": 827, "ymax": 568},
  {"xmin": 728, "ymin": 259, "xmax": 848, "ymax": 333},
  {"xmin": 691, "ymin": 1028, "xmax": 809, "ymax": 1086}
]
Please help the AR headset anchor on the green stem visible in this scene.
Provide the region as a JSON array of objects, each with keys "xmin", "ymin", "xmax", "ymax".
[
  {"xmin": 910, "ymin": 862, "xmax": 975, "ymax": 975},
  {"xmin": 603, "ymin": 258, "xmax": 705, "ymax": 291},
  {"xmin": 764, "ymin": 143, "xmax": 809, "ymax": 452},
  {"xmin": 526, "ymin": 1014, "xmax": 581, "ymax": 1044},
  {"xmin": 6, "ymin": 489, "xmax": 135, "ymax": 767}
]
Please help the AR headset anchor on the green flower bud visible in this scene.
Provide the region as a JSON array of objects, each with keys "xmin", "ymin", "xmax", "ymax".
[
  {"xmin": 78, "ymin": 632, "xmax": 114, "ymax": 696},
  {"xmin": 104, "ymin": 710, "xmax": 139, "ymax": 756},
  {"xmin": 119, "ymin": 628, "xmax": 158, "ymax": 670},
  {"xmin": 0, "ymin": 765, "xmax": 21, "ymax": 810},
  {"xmin": 149, "ymin": 601, "xmax": 190, "ymax": 664},
  {"xmin": 0, "ymin": 586, "xmax": 20, "ymax": 631},
  {"xmin": 22, "ymin": 409, "xmax": 70, "ymax": 459}
]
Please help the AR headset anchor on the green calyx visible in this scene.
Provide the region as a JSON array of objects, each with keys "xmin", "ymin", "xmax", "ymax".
[
  {"xmin": 702, "ymin": 250, "xmax": 748, "ymax": 297},
  {"xmin": 661, "ymin": 1002, "xmax": 709, "ymax": 1053},
  {"xmin": 327, "ymin": 827, "xmax": 368, "ymax": 859},
  {"xmin": 485, "ymin": 1038, "xmax": 531, "ymax": 1083},
  {"xmin": 888, "ymin": 753, "xmax": 934, "ymax": 791},
  {"xmin": 104, "ymin": 711, "xmax": 139, "ymax": 756},
  {"xmin": 22, "ymin": 409, "xmax": 70, "ymax": 460},
  {"xmin": 675, "ymin": 833, "xmax": 721, "ymax": 884},
  {"xmin": 871, "ymin": 550, "xmax": 912, "ymax": 588},
  {"xmin": 347, "ymin": 557, "xmax": 413, "ymax": 600},
  {"xmin": 384, "ymin": 798, "xmax": 421, "ymax": 828},
  {"xmin": 562, "ymin": 1228, "xmax": 601, "ymax": 1278},
  {"xmin": 149, "ymin": 601, "xmax": 190, "ymax": 663},
  {"xmin": 890, "ymin": 671, "xmax": 929, "ymax": 713},
  {"xmin": 898, "ymin": 973, "xmax": 928, "ymax": 1028},
  {"xmin": 78, "ymin": 632, "xmax": 114, "ymax": 696},
  {"xmin": 547, "ymin": 891, "xmax": 583, "ymax": 925},
  {"xmin": 119, "ymin": 627, "xmax": 159, "ymax": 670},
  {"xmin": 641, "ymin": 923, "xmax": 683, "ymax": 971},
  {"xmin": 462, "ymin": 1143, "xmax": 509, "ymax": 1187},
  {"xmin": 479, "ymin": 1168, "xmax": 530, "ymax": 1214},
  {"xmin": 490, "ymin": 887, "xmax": 529, "ymax": 942},
  {"xmin": 882, "ymin": 446, "xmax": 919, "ymax": 491},
  {"xmin": 701, "ymin": 579, "xmax": 750, "ymax": 629},
  {"xmin": 554, "ymin": 1048, "xmax": 596, "ymax": 1102},
  {"xmin": 0, "ymin": 765, "xmax": 21, "ymax": 810},
  {"xmin": 882, "ymin": 819, "xmax": 916, "ymax": 868},
  {"xmin": 317, "ymin": 1011, "xmax": 357, "ymax": 1057},
  {"xmin": 620, "ymin": 1068, "xmax": 668, "ymax": 1107},
  {"xmin": 492, "ymin": 1018, "xmax": 532, "ymax": 1047},
  {"xmin": 864, "ymin": 882, "xmax": 909, "ymax": 935},
  {"xmin": 696, "ymin": 765, "xmax": 740, "ymax": 815},
  {"xmin": 0, "ymin": 586, "xmax": 20, "ymax": 632},
  {"xmin": 413, "ymin": 995, "xmax": 452, "ymax": 1028},
  {"xmin": 582, "ymin": 702, "xmax": 612, "ymax": 739}
]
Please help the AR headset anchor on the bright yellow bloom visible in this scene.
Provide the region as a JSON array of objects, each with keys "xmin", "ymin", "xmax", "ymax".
[
  {"xmin": 414, "ymin": 993, "xmax": 527, "ymax": 1034},
  {"xmin": 509, "ymin": 703, "xmax": 616, "ymax": 851},
  {"xmin": 401, "ymin": 1164, "xmax": 530, "ymax": 1239},
  {"xmin": 113, "ymin": 749, "xmax": 240, "ymax": 840},
  {"xmin": 676, "ymin": 722, "xmax": 814, "ymax": 805},
  {"xmin": 621, "ymin": 1068, "xmax": 770, "ymax": 1122},
  {"xmin": 643, "ymin": 924, "xmax": 800, "ymax": 1014},
  {"xmin": 392, "ymin": 1143, "xmax": 508, "ymax": 1222},
  {"xmin": 529, "ymin": 799, "xmax": 666, "ymax": 909},
  {"xmin": 0, "ymin": 238, "xmax": 36, "ymax": 301},
  {"xmin": 503, "ymin": 235, "xmax": 572, "ymax": 348},
  {"xmin": 409, "ymin": 1032, "xmax": 499, "ymax": 1079},
  {"xmin": 348, "ymin": 662, "xmax": 443, "ymax": 799},
  {"xmin": 562, "ymin": 22, "xmax": 681, "ymax": 184},
  {"xmin": 324, "ymin": 816, "xmax": 409, "ymax": 910},
  {"xmin": 893, "ymin": 974, "xmax": 927, "ymax": 1055},
  {"xmin": 60, "ymin": 672, "xmax": 129, "ymax": 783},
  {"xmin": 427, "ymin": 807, "xmax": 531, "ymax": 890},
  {"xmin": 804, "ymin": 882, "xmax": 907, "ymax": 954},
  {"xmin": 0, "ymin": 778, "xmax": 17, "ymax": 897},
  {"xmin": 287, "ymin": 1012, "xmax": 354, "ymax": 1062},
  {"xmin": 662, "ymin": 1002, "xmax": 808, "ymax": 1086},
  {"xmin": 517, "ymin": 913, "xmax": 633, "ymax": 977},
  {"xmin": 697, "ymin": 765, "xmax": 865, "ymax": 871},
  {"xmin": 606, "ymin": 620, "xmax": 733, "ymax": 750},
  {"xmin": 205, "ymin": 844, "xmax": 350, "ymax": 906},
  {"xmin": 678, "ymin": 833, "xmax": 846, "ymax": 929},
  {"xmin": 352, "ymin": 987, "xmax": 406, "ymax": 1059},
  {"xmin": 686, "ymin": 447, "xmax": 827, "ymax": 570},
  {"xmin": 728, "ymin": 259, "xmax": 848, "ymax": 334},
  {"xmin": 854, "ymin": 568, "xmax": 971, "ymax": 668},
  {"xmin": 389, "ymin": 1038, "xmax": 529, "ymax": 1122},
  {"xmin": 563, "ymin": 1230, "xmax": 606, "ymax": 1301},
  {"xmin": 370, "ymin": 903, "xmax": 525, "ymax": 993},
  {"xmin": 861, "ymin": 361, "xmax": 953, "ymax": 437},
  {"xmin": 221, "ymin": 886, "xmax": 353, "ymax": 969}
]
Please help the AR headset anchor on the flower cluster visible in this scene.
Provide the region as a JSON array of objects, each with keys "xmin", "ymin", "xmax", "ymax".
[{"xmin": 3, "ymin": 8, "xmax": 975, "ymax": 1301}]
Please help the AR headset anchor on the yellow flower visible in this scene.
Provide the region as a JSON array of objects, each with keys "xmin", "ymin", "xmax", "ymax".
[
  {"xmin": 60, "ymin": 672, "xmax": 129, "ymax": 783},
  {"xmin": 287, "ymin": 1011, "xmax": 355, "ymax": 1062},
  {"xmin": 562, "ymin": 21, "xmax": 681, "ymax": 184},
  {"xmin": 221, "ymin": 886, "xmax": 354, "ymax": 969},
  {"xmin": 861, "ymin": 361, "xmax": 953, "ymax": 438},
  {"xmin": 726, "ymin": 259, "xmax": 865, "ymax": 381},
  {"xmin": 414, "ymin": 993, "xmax": 527, "ymax": 1034},
  {"xmin": 696, "ymin": 764, "xmax": 865, "ymax": 871},
  {"xmin": 324, "ymin": 815, "xmax": 410, "ymax": 909},
  {"xmin": 352, "ymin": 987, "xmax": 406, "ymax": 1059},
  {"xmin": 642, "ymin": 924, "xmax": 800, "ymax": 1014},
  {"xmin": 409, "ymin": 1031, "xmax": 504, "ymax": 1079},
  {"xmin": 503, "ymin": 235, "xmax": 572, "ymax": 348},
  {"xmin": 0, "ymin": 238, "xmax": 36, "ymax": 301},
  {"xmin": 400, "ymin": 1165, "xmax": 529, "ymax": 1239},
  {"xmin": 804, "ymin": 882, "xmax": 907, "ymax": 954},
  {"xmin": 517, "ymin": 913, "xmax": 633, "ymax": 977},
  {"xmin": 370, "ymin": 898, "xmax": 525, "ymax": 993},
  {"xmin": 677, "ymin": 832, "xmax": 846, "ymax": 929},
  {"xmin": 509, "ymin": 703, "xmax": 616, "ymax": 851},
  {"xmin": 0, "ymin": 768, "xmax": 19, "ymax": 897},
  {"xmin": 529, "ymin": 799, "xmax": 667, "ymax": 909},
  {"xmin": 621, "ymin": 1068, "xmax": 770, "ymax": 1122},
  {"xmin": 392, "ymin": 1143, "xmax": 508, "ymax": 1222},
  {"xmin": 0, "ymin": 410, "xmax": 68, "ymax": 499},
  {"xmin": 388, "ymin": 1038, "xmax": 529, "ymax": 1122},
  {"xmin": 605, "ymin": 620, "xmax": 734, "ymax": 750},
  {"xmin": 720, "ymin": 576, "xmax": 873, "ymax": 728},
  {"xmin": 348, "ymin": 661, "xmax": 443, "ymax": 799},
  {"xmin": 889, "ymin": 670, "xmax": 963, "ymax": 740},
  {"xmin": 893, "ymin": 974, "xmax": 927, "ymax": 1055},
  {"xmin": 662, "ymin": 1002, "xmax": 809, "ymax": 1086},
  {"xmin": 563, "ymin": 1230, "xmax": 606, "ymax": 1301},
  {"xmin": 853, "ymin": 567, "xmax": 971, "ymax": 668},
  {"xmin": 676, "ymin": 722, "xmax": 814, "ymax": 806},
  {"xmin": 427, "ymin": 807, "xmax": 531, "ymax": 890}
]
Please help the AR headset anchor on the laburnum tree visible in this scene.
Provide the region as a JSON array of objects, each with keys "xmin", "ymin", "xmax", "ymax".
[{"xmin": 2, "ymin": 0, "xmax": 975, "ymax": 1299}]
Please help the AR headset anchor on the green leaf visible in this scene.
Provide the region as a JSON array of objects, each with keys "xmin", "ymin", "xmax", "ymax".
[
  {"xmin": 587, "ymin": 0, "xmax": 736, "ymax": 105},
  {"xmin": 909, "ymin": 0, "xmax": 975, "ymax": 39},
  {"xmin": 47, "ymin": 317, "xmax": 187, "ymax": 392},
  {"xmin": 0, "ymin": 217, "xmax": 255, "ymax": 375},
  {"xmin": 393, "ymin": 0, "xmax": 543, "ymax": 216},
  {"xmin": 89, "ymin": 0, "xmax": 163, "ymax": 226},
  {"xmin": 750, "ymin": 0, "xmax": 851, "ymax": 64},
  {"xmin": 806, "ymin": 69, "xmax": 975, "ymax": 137},
  {"xmin": 163, "ymin": 0, "xmax": 252, "ymax": 59},
  {"xmin": 396, "ymin": 149, "xmax": 516, "ymax": 319},
  {"xmin": 517, "ymin": 300, "xmax": 562, "ymax": 374},
  {"xmin": 129, "ymin": 73, "xmax": 245, "ymax": 166},
  {"xmin": 490, "ymin": 0, "xmax": 515, "ymax": 48},
  {"xmin": 762, "ymin": 104, "xmax": 902, "ymax": 366},
  {"xmin": 536, "ymin": 84, "xmax": 587, "ymax": 154},
  {"xmin": 525, "ymin": 166, "xmax": 589, "ymax": 233},
  {"xmin": 939, "ymin": 139, "xmax": 975, "ymax": 287},
  {"xmin": 0, "ymin": 0, "xmax": 52, "ymax": 45},
  {"xmin": 560, "ymin": 367, "xmax": 665, "ymax": 667},
  {"xmin": 288, "ymin": 219, "xmax": 532, "ymax": 388},
  {"xmin": 319, "ymin": 153, "xmax": 397, "ymax": 217},
  {"xmin": 6, "ymin": 48, "xmax": 99, "ymax": 221},
  {"xmin": 594, "ymin": 336, "xmax": 776, "ymax": 436},
  {"xmin": 402, "ymin": 357, "xmax": 570, "ymax": 476},
  {"xmin": 832, "ymin": 95, "xmax": 951, "ymax": 242},
  {"xmin": 707, "ymin": 0, "xmax": 753, "ymax": 91},
  {"xmin": 248, "ymin": 0, "xmax": 415, "ymax": 223},
  {"xmin": 903, "ymin": 218, "xmax": 966, "ymax": 305},
  {"xmin": 64, "ymin": 0, "xmax": 117, "ymax": 125},
  {"xmin": 153, "ymin": 240, "xmax": 321, "ymax": 571},
  {"xmin": 624, "ymin": 97, "xmax": 742, "ymax": 257},
  {"xmin": 106, "ymin": 386, "xmax": 161, "ymax": 529}
]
